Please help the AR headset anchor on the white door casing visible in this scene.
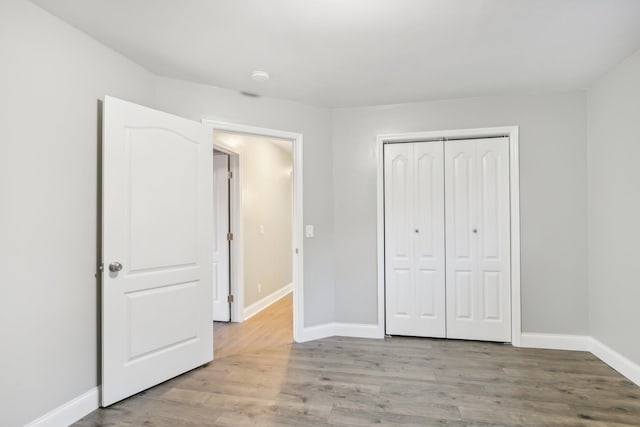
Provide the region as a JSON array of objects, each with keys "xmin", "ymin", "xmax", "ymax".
[
  {"xmin": 102, "ymin": 96, "xmax": 213, "ymax": 406},
  {"xmin": 204, "ymin": 120, "xmax": 306, "ymax": 341},
  {"xmin": 384, "ymin": 142, "xmax": 446, "ymax": 337},
  {"xmin": 212, "ymin": 153, "xmax": 230, "ymax": 321},
  {"xmin": 444, "ymin": 137, "xmax": 511, "ymax": 342}
]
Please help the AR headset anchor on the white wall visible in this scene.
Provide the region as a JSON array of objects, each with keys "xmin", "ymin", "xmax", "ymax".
[
  {"xmin": 587, "ymin": 48, "xmax": 640, "ymax": 366},
  {"xmin": 332, "ymin": 92, "xmax": 589, "ymax": 335},
  {"xmin": 153, "ymin": 77, "xmax": 334, "ymax": 327},
  {"xmin": 0, "ymin": 1, "xmax": 155, "ymax": 426},
  {"xmin": 214, "ymin": 133, "xmax": 293, "ymax": 307}
]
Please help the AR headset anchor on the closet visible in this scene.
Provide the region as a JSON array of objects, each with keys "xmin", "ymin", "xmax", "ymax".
[{"xmin": 384, "ymin": 137, "xmax": 511, "ymax": 342}]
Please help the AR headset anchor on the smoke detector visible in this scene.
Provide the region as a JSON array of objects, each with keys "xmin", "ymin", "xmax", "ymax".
[{"xmin": 251, "ymin": 70, "xmax": 270, "ymax": 82}]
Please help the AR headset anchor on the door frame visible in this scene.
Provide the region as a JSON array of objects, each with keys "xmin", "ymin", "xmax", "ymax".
[
  {"xmin": 203, "ymin": 120, "xmax": 304, "ymax": 343},
  {"xmin": 376, "ymin": 126, "xmax": 522, "ymax": 346}
]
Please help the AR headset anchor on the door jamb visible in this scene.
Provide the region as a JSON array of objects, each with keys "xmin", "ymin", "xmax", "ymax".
[
  {"xmin": 203, "ymin": 120, "xmax": 304, "ymax": 343},
  {"xmin": 376, "ymin": 126, "xmax": 521, "ymax": 346}
]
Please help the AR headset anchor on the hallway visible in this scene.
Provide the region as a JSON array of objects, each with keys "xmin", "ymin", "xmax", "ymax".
[{"xmin": 213, "ymin": 294, "xmax": 293, "ymax": 360}]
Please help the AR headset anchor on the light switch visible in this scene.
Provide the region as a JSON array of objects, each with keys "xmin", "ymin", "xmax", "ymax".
[
  {"xmin": 305, "ymin": 225, "xmax": 314, "ymax": 238},
  {"xmin": 260, "ymin": 224, "xmax": 264, "ymax": 234}
]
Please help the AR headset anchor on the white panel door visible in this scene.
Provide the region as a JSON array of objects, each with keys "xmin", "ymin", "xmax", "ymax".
[
  {"xmin": 102, "ymin": 96, "xmax": 213, "ymax": 406},
  {"xmin": 384, "ymin": 142, "xmax": 446, "ymax": 337},
  {"xmin": 444, "ymin": 137, "xmax": 511, "ymax": 342},
  {"xmin": 212, "ymin": 153, "xmax": 230, "ymax": 321}
]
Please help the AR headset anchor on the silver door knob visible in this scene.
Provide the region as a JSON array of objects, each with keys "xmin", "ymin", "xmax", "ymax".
[{"xmin": 109, "ymin": 262, "xmax": 123, "ymax": 272}]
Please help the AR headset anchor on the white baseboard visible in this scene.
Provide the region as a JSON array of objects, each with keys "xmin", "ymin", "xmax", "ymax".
[
  {"xmin": 517, "ymin": 333, "xmax": 640, "ymax": 387},
  {"xmin": 26, "ymin": 386, "xmax": 99, "ymax": 427},
  {"xmin": 334, "ymin": 322, "xmax": 384, "ymax": 339},
  {"xmin": 296, "ymin": 323, "xmax": 336, "ymax": 343},
  {"xmin": 296, "ymin": 322, "xmax": 384, "ymax": 343},
  {"xmin": 243, "ymin": 283, "xmax": 293, "ymax": 321},
  {"xmin": 590, "ymin": 337, "xmax": 640, "ymax": 386},
  {"xmin": 519, "ymin": 332, "xmax": 591, "ymax": 351}
]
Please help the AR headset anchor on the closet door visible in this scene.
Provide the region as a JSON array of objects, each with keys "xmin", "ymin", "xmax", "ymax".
[
  {"xmin": 384, "ymin": 142, "xmax": 446, "ymax": 337},
  {"xmin": 444, "ymin": 138, "xmax": 511, "ymax": 342}
]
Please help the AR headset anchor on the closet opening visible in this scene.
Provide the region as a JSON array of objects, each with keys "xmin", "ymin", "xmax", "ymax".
[{"xmin": 376, "ymin": 127, "xmax": 521, "ymax": 346}]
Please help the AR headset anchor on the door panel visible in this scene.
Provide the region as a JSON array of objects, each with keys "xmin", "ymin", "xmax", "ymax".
[
  {"xmin": 128, "ymin": 129, "xmax": 199, "ymax": 272},
  {"xmin": 482, "ymin": 271, "xmax": 501, "ymax": 320},
  {"xmin": 477, "ymin": 139, "xmax": 511, "ymax": 330},
  {"xmin": 454, "ymin": 270, "xmax": 473, "ymax": 320},
  {"xmin": 390, "ymin": 152, "xmax": 411, "ymax": 259},
  {"xmin": 445, "ymin": 138, "xmax": 510, "ymax": 342},
  {"xmin": 212, "ymin": 153, "xmax": 230, "ymax": 321},
  {"xmin": 480, "ymin": 151, "xmax": 500, "ymax": 259},
  {"xmin": 102, "ymin": 96, "xmax": 213, "ymax": 406},
  {"xmin": 127, "ymin": 281, "xmax": 200, "ymax": 360},
  {"xmin": 416, "ymin": 269, "xmax": 436, "ymax": 318},
  {"xmin": 385, "ymin": 142, "xmax": 445, "ymax": 337},
  {"xmin": 394, "ymin": 269, "xmax": 412, "ymax": 316},
  {"xmin": 385, "ymin": 144, "xmax": 414, "ymax": 332},
  {"xmin": 452, "ymin": 150, "xmax": 474, "ymax": 260}
]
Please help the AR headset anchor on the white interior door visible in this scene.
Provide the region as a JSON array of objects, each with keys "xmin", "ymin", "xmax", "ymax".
[
  {"xmin": 384, "ymin": 141, "xmax": 446, "ymax": 337},
  {"xmin": 102, "ymin": 96, "xmax": 213, "ymax": 406},
  {"xmin": 444, "ymin": 137, "xmax": 511, "ymax": 342},
  {"xmin": 212, "ymin": 152, "xmax": 230, "ymax": 321}
]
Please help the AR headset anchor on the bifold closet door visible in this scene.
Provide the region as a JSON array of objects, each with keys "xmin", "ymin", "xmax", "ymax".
[
  {"xmin": 444, "ymin": 138, "xmax": 511, "ymax": 342},
  {"xmin": 384, "ymin": 142, "xmax": 446, "ymax": 337}
]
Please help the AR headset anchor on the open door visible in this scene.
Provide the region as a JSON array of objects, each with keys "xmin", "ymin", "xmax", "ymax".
[
  {"xmin": 212, "ymin": 152, "xmax": 231, "ymax": 321},
  {"xmin": 101, "ymin": 96, "xmax": 213, "ymax": 406}
]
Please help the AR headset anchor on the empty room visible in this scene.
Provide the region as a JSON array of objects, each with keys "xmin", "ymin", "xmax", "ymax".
[{"xmin": 2, "ymin": 0, "xmax": 640, "ymax": 426}]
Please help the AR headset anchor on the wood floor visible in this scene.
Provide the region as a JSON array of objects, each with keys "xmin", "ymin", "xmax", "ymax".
[{"xmin": 76, "ymin": 294, "xmax": 640, "ymax": 426}]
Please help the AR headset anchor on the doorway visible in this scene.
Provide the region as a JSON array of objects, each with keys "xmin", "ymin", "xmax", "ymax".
[{"xmin": 205, "ymin": 121, "xmax": 304, "ymax": 343}]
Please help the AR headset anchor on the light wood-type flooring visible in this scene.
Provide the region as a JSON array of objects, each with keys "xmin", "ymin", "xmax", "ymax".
[{"xmin": 76, "ymin": 294, "xmax": 640, "ymax": 426}]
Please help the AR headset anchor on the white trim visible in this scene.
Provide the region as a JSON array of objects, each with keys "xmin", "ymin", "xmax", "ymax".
[
  {"xmin": 202, "ymin": 120, "xmax": 304, "ymax": 342},
  {"xmin": 590, "ymin": 337, "xmax": 640, "ymax": 386},
  {"xmin": 26, "ymin": 387, "xmax": 99, "ymax": 427},
  {"xmin": 334, "ymin": 323, "xmax": 385, "ymax": 339},
  {"xmin": 376, "ymin": 126, "xmax": 521, "ymax": 344},
  {"xmin": 518, "ymin": 334, "xmax": 640, "ymax": 387},
  {"xmin": 296, "ymin": 322, "xmax": 384, "ymax": 343},
  {"xmin": 297, "ymin": 323, "xmax": 336, "ymax": 343},
  {"xmin": 244, "ymin": 283, "xmax": 293, "ymax": 320},
  {"xmin": 507, "ymin": 127, "xmax": 522, "ymax": 347},
  {"xmin": 520, "ymin": 333, "xmax": 591, "ymax": 351}
]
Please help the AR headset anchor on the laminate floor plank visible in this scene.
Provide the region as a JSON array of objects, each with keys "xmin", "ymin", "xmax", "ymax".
[{"xmin": 75, "ymin": 294, "xmax": 640, "ymax": 426}]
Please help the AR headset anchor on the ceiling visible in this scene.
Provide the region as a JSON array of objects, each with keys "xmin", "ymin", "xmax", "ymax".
[{"xmin": 31, "ymin": 0, "xmax": 640, "ymax": 108}]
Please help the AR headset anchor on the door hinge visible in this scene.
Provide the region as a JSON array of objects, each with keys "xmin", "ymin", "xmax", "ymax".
[
  {"xmin": 228, "ymin": 171, "xmax": 233, "ymax": 179},
  {"xmin": 227, "ymin": 294, "xmax": 234, "ymax": 303},
  {"xmin": 227, "ymin": 232, "xmax": 233, "ymax": 241}
]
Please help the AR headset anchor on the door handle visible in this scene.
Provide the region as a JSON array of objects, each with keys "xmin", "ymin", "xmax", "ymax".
[{"xmin": 109, "ymin": 262, "xmax": 123, "ymax": 273}]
